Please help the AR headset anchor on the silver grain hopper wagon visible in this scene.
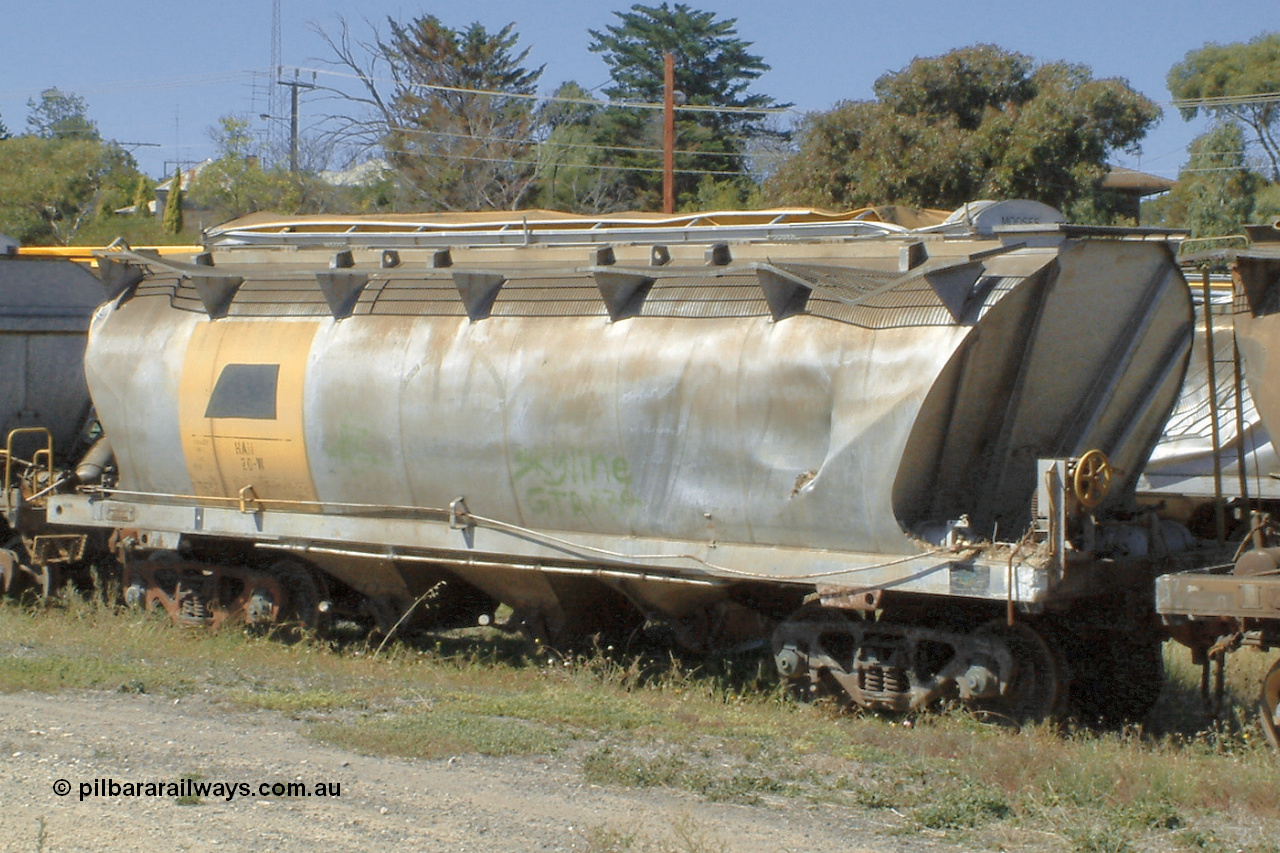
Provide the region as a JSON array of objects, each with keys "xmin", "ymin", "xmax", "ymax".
[{"xmin": 43, "ymin": 204, "xmax": 1198, "ymax": 719}]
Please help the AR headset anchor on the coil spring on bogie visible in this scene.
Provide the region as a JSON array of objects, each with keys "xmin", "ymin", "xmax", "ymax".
[
  {"xmin": 858, "ymin": 664, "xmax": 909, "ymax": 696},
  {"xmin": 176, "ymin": 583, "xmax": 210, "ymax": 624}
]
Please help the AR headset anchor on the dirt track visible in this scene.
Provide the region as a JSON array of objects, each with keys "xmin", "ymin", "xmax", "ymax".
[{"xmin": 0, "ymin": 690, "xmax": 977, "ymax": 853}]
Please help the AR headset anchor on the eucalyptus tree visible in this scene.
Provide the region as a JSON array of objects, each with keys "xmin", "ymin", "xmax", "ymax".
[
  {"xmin": 767, "ymin": 45, "xmax": 1159, "ymax": 220},
  {"xmin": 1168, "ymin": 33, "xmax": 1280, "ymax": 182}
]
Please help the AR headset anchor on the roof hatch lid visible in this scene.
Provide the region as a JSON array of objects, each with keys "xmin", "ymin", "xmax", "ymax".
[{"xmin": 943, "ymin": 200, "xmax": 1066, "ymax": 236}]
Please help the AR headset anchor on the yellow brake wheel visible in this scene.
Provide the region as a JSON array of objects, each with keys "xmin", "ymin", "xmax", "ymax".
[{"xmin": 1072, "ymin": 449, "xmax": 1112, "ymax": 509}]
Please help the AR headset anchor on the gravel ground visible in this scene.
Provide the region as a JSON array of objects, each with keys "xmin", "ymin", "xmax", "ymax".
[{"xmin": 0, "ymin": 690, "xmax": 981, "ymax": 853}]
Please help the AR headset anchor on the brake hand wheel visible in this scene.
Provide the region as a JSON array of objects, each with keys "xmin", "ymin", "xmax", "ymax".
[{"xmin": 1072, "ymin": 449, "xmax": 1112, "ymax": 509}]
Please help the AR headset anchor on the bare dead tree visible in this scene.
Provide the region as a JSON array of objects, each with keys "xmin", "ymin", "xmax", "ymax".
[
  {"xmin": 307, "ymin": 16, "xmax": 398, "ymax": 168},
  {"xmin": 307, "ymin": 14, "xmax": 543, "ymax": 211}
]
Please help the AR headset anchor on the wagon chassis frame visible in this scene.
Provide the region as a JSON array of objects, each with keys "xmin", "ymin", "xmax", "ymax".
[{"xmin": 49, "ymin": 487, "xmax": 1074, "ymax": 610}]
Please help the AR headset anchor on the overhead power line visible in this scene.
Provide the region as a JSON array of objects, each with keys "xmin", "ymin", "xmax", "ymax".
[
  {"xmin": 302, "ymin": 66, "xmax": 793, "ymax": 117},
  {"xmin": 376, "ymin": 142, "xmax": 750, "ymax": 177},
  {"xmin": 375, "ymin": 122, "xmax": 766, "ymax": 162},
  {"xmin": 1170, "ymin": 91, "xmax": 1280, "ymax": 109},
  {"xmin": 1177, "ymin": 166, "xmax": 1264, "ymax": 174}
]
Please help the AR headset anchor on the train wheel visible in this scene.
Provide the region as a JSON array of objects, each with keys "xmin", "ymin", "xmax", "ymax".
[
  {"xmin": 1, "ymin": 538, "xmax": 44, "ymax": 600},
  {"xmin": 267, "ymin": 560, "xmax": 328, "ymax": 631},
  {"xmin": 38, "ymin": 564, "xmax": 64, "ymax": 601},
  {"xmin": 771, "ymin": 604, "xmax": 862, "ymax": 704},
  {"xmin": 4, "ymin": 537, "xmax": 64, "ymax": 602},
  {"xmin": 0, "ymin": 547, "xmax": 29, "ymax": 598},
  {"xmin": 1261, "ymin": 658, "xmax": 1280, "ymax": 754},
  {"xmin": 971, "ymin": 620, "xmax": 1067, "ymax": 722}
]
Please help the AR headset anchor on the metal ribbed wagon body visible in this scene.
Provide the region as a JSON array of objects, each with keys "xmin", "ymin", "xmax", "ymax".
[{"xmin": 47, "ymin": 207, "xmax": 1191, "ymax": 647}]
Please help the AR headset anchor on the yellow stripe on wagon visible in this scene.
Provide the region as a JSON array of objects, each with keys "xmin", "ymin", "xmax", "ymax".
[{"xmin": 178, "ymin": 321, "xmax": 320, "ymax": 504}]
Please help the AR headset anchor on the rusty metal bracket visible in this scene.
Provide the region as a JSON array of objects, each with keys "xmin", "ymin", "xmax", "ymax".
[{"xmin": 29, "ymin": 534, "xmax": 87, "ymax": 567}]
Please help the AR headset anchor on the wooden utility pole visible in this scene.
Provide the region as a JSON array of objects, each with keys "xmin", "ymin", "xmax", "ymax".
[
  {"xmin": 278, "ymin": 71, "xmax": 316, "ymax": 173},
  {"xmin": 663, "ymin": 52, "xmax": 675, "ymax": 214}
]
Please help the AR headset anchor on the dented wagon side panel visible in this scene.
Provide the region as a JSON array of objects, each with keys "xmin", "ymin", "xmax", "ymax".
[{"xmin": 55, "ymin": 210, "xmax": 1194, "ymax": 628}]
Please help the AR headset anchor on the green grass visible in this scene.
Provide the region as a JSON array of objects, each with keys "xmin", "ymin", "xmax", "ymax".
[
  {"xmin": 579, "ymin": 815, "xmax": 729, "ymax": 853},
  {"xmin": 311, "ymin": 707, "xmax": 569, "ymax": 759},
  {"xmin": 175, "ymin": 773, "xmax": 203, "ymax": 806},
  {"xmin": 581, "ymin": 744, "xmax": 803, "ymax": 805},
  {"xmin": 4, "ymin": 590, "xmax": 1280, "ymax": 851},
  {"xmin": 583, "ymin": 814, "xmax": 732, "ymax": 850}
]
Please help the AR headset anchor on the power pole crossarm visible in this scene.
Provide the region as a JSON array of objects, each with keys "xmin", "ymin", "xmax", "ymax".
[{"xmin": 278, "ymin": 73, "xmax": 317, "ymax": 173}]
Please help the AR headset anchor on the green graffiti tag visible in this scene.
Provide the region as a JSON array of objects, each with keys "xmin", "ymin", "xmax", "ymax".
[
  {"xmin": 512, "ymin": 446, "xmax": 640, "ymax": 523},
  {"xmin": 326, "ymin": 423, "xmax": 384, "ymax": 467}
]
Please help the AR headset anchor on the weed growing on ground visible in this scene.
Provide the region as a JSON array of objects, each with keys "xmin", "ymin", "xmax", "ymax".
[
  {"xmin": 581, "ymin": 744, "xmax": 799, "ymax": 805},
  {"xmin": 909, "ymin": 778, "xmax": 1011, "ymax": 830},
  {"xmin": 1066, "ymin": 826, "xmax": 1136, "ymax": 853},
  {"xmin": 175, "ymin": 772, "xmax": 202, "ymax": 806},
  {"xmin": 309, "ymin": 707, "xmax": 568, "ymax": 760},
  {"xmin": 4, "ymin": 591, "xmax": 1280, "ymax": 849},
  {"xmin": 578, "ymin": 815, "xmax": 728, "ymax": 853},
  {"xmin": 1175, "ymin": 827, "xmax": 1280, "ymax": 853}
]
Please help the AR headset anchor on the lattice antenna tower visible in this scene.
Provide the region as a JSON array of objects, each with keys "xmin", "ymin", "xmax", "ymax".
[{"xmin": 268, "ymin": 0, "xmax": 282, "ymax": 155}]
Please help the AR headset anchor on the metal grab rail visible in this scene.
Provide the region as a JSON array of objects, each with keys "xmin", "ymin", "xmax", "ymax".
[{"xmin": 3, "ymin": 427, "xmax": 54, "ymax": 514}]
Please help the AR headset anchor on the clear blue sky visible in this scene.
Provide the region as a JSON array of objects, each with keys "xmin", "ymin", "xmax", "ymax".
[{"xmin": 2, "ymin": 0, "xmax": 1276, "ymax": 187}]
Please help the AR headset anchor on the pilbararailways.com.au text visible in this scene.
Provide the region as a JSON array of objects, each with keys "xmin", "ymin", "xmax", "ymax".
[{"xmin": 52, "ymin": 777, "xmax": 342, "ymax": 802}]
